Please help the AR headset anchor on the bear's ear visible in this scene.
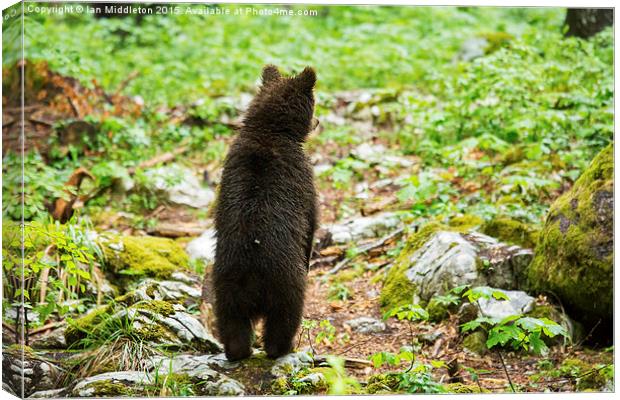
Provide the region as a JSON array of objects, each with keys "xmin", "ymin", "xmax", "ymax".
[
  {"xmin": 261, "ymin": 64, "xmax": 281, "ymax": 85},
  {"xmin": 295, "ymin": 67, "xmax": 316, "ymax": 92}
]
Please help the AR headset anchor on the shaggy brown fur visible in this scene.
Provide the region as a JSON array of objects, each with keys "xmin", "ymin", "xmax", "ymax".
[{"xmin": 212, "ymin": 65, "xmax": 319, "ymax": 361}]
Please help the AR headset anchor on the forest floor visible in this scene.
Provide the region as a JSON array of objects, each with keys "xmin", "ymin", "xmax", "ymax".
[{"xmin": 2, "ymin": 6, "xmax": 614, "ymax": 396}]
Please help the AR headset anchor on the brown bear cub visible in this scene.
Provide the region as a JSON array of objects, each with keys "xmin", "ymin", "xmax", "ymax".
[{"xmin": 212, "ymin": 65, "xmax": 319, "ymax": 361}]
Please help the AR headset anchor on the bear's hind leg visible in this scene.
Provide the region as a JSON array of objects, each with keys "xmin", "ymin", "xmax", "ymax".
[
  {"xmin": 218, "ymin": 313, "xmax": 253, "ymax": 361},
  {"xmin": 263, "ymin": 302, "xmax": 303, "ymax": 359}
]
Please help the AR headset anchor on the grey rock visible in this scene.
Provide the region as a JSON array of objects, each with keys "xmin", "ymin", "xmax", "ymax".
[
  {"xmin": 351, "ymin": 143, "xmax": 413, "ymax": 168},
  {"xmin": 28, "ymin": 388, "xmax": 69, "ymax": 398},
  {"xmin": 477, "ymin": 289, "xmax": 535, "ymax": 319},
  {"xmin": 327, "ymin": 212, "xmax": 402, "ymax": 243},
  {"xmin": 457, "ymin": 37, "xmax": 488, "ymax": 62},
  {"xmin": 120, "ymin": 306, "xmax": 222, "ymax": 353},
  {"xmin": 84, "ymin": 275, "xmax": 117, "ymax": 298},
  {"xmin": 147, "ymin": 354, "xmax": 245, "ymax": 396},
  {"xmin": 148, "ymin": 353, "xmax": 240, "ymax": 373},
  {"xmin": 271, "ymin": 352, "xmax": 314, "ymax": 377},
  {"xmin": 204, "ymin": 378, "xmax": 245, "ymax": 396},
  {"xmin": 298, "ymin": 372, "xmax": 326, "ymax": 386},
  {"xmin": 3, "ymin": 382, "xmax": 16, "ymax": 396},
  {"xmin": 186, "ymin": 228, "xmax": 217, "ymax": 263},
  {"xmin": 71, "ymin": 371, "xmax": 153, "ymax": 397},
  {"xmin": 2, "ymin": 350, "xmax": 61, "ymax": 397},
  {"xmin": 417, "ymin": 331, "xmax": 443, "ymax": 345},
  {"xmin": 30, "ymin": 328, "xmax": 67, "ymax": 349},
  {"xmin": 132, "ymin": 278, "xmax": 201, "ymax": 302},
  {"xmin": 4, "ymin": 308, "xmax": 40, "ymax": 322},
  {"xmin": 401, "ymin": 231, "xmax": 532, "ymax": 303},
  {"xmin": 345, "ymin": 317, "xmax": 387, "ymax": 334},
  {"xmin": 145, "ymin": 164, "xmax": 215, "ymax": 208},
  {"xmin": 458, "ymin": 302, "xmax": 480, "ymax": 326},
  {"xmin": 171, "ymin": 271, "xmax": 202, "ymax": 285}
]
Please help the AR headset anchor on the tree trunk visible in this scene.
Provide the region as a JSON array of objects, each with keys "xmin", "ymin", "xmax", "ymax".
[{"xmin": 564, "ymin": 8, "xmax": 613, "ymax": 39}]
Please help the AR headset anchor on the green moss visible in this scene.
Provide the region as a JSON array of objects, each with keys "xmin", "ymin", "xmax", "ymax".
[
  {"xmin": 426, "ymin": 298, "xmax": 451, "ymax": 322},
  {"xmin": 133, "ymin": 300, "xmax": 176, "ymax": 317},
  {"xmin": 480, "ymin": 31, "xmax": 514, "ymax": 53},
  {"xmin": 271, "ymin": 377, "xmax": 290, "ymax": 394},
  {"xmin": 145, "ymin": 284, "xmax": 157, "ymax": 298},
  {"xmin": 380, "ymin": 222, "xmax": 449, "ymax": 310},
  {"xmin": 576, "ymin": 369, "xmax": 608, "ymax": 391},
  {"xmin": 270, "ymin": 369, "xmax": 327, "ymax": 395},
  {"xmin": 448, "ymin": 214, "xmax": 484, "ymax": 230},
  {"xmin": 225, "ymin": 353, "xmax": 276, "ymax": 395},
  {"xmin": 5, "ymin": 344, "xmax": 35, "ymax": 357},
  {"xmin": 558, "ymin": 358, "xmax": 608, "ymax": 391},
  {"xmin": 85, "ymin": 380, "xmax": 136, "ymax": 396},
  {"xmin": 65, "ymin": 298, "xmax": 181, "ymax": 347},
  {"xmin": 134, "ymin": 322, "xmax": 177, "ymax": 343},
  {"xmin": 462, "ymin": 331, "xmax": 488, "ymax": 355},
  {"xmin": 445, "ymin": 382, "xmax": 490, "ymax": 393},
  {"xmin": 101, "ymin": 235, "xmax": 190, "ymax": 282},
  {"xmin": 501, "ymin": 147, "xmax": 525, "ymax": 165},
  {"xmin": 527, "ymin": 144, "xmax": 613, "ymax": 330},
  {"xmin": 482, "ymin": 216, "xmax": 539, "ymax": 248},
  {"xmin": 379, "ymin": 265, "xmax": 417, "ymax": 311},
  {"xmin": 65, "ymin": 305, "xmax": 111, "ymax": 345},
  {"xmin": 527, "ymin": 304, "xmax": 563, "ymax": 325},
  {"xmin": 365, "ymin": 373, "xmax": 401, "ymax": 394}
]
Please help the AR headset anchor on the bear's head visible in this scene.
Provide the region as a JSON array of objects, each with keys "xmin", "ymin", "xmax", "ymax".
[{"xmin": 242, "ymin": 65, "xmax": 318, "ymax": 142}]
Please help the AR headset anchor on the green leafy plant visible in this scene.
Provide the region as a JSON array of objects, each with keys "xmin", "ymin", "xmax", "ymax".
[
  {"xmin": 328, "ymin": 283, "xmax": 351, "ymax": 301},
  {"xmin": 369, "ymin": 346, "xmax": 414, "ymax": 369},
  {"xmin": 322, "ymin": 355, "xmax": 361, "ymax": 395},
  {"xmin": 458, "ymin": 286, "xmax": 568, "ymax": 356},
  {"xmin": 383, "ymin": 303, "xmax": 429, "ymax": 322},
  {"xmin": 315, "ymin": 319, "xmax": 337, "ymax": 345},
  {"xmin": 462, "ymin": 315, "xmax": 567, "ymax": 356}
]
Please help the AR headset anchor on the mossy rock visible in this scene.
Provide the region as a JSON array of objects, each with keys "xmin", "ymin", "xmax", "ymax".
[
  {"xmin": 445, "ymin": 382, "xmax": 490, "ymax": 393},
  {"xmin": 481, "ymin": 216, "xmax": 539, "ymax": 249},
  {"xmin": 100, "ymin": 234, "xmax": 190, "ymax": 285},
  {"xmin": 480, "ymin": 31, "xmax": 514, "ymax": 53},
  {"xmin": 64, "ymin": 294, "xmax": 220, "ymax": 352},
  {"xmin": 462, "ymin": 331, "xmax": 488, "ymax": 356},
  {"xmin": 270, "ymin": 368, "xmax": 327, "ymax": 395},
  {"xmin": 365, "ymin": 373, "xmax": 401, "ymax": 394},
  {"xmin": 64, "ymin": 305, "xmax": 112, "ymax": 345},
  {"xmin": 426, "ymin": 297, "xmax": 457, "ymax": 322},
  {"xmin": 379, "ymin": 223, "xmax": 449, "ymax": 310},
  {"xmin": 224, "ymin": 353, "xmax": 278, "ymax": 395},
  {"xmin": 82, "ymin": 380, "xmax": 139, "ymax": 397},
  {"xmin": 448, "ymin": 214, "xmax": 484, "ymax": 230},
  {"xmin": 527, "ymin": 144, "xmax": 613, "ymax": 336},
  {"xmin": 559, "ymin": 358, "xmax": 608, "ymax": 391},
  {"xmin": 380, "ymin": 221, "xmax": 531, "ymax": 312}
]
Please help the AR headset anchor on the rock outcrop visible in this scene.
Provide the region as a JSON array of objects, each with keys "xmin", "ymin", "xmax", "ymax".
[{"xmin": 527, "ymin": 144, "xmax": 613, "ymax": 336}]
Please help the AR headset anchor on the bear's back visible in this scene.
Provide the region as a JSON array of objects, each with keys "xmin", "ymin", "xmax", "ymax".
[{"xmin": 214, "ymin": 134, "xmax": 314, "ymax": 275}]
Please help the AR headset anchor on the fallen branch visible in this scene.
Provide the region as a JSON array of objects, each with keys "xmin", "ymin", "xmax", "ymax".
[
  {"xmin": 146, "ymin": 222, "xmax": 208, "ymax": 238},
  {"xmin": 50, "ymin": 167, "xmax": 95, "ymax": 223},
  {"xmin": 128, "ymin": 145, "xmax": 189, "ymax": 174},
  {"xmin": 314, "ymin": 354, "xmax": 372, "ymax": 369},
  {"xmin": 66, "ymin": 94, "xmax": 81, "ymax": 118},
  {"xmin": 29, "ymin": 321, "xmax": 66, "ymax": 336},
  {"xmin": 113, "ymin": 71, "xmax": 139, "ymax": 97},
  {"xmin": 327, "ymin": 227, "xmax": 404, "ymax": 275},
  {"xmin": 309, "ymin": 255, "xmax": 339, "ymax": 270},
  {"xmin": 2, "ymin": 322, "xmax": 16, "ymax": 334}
]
